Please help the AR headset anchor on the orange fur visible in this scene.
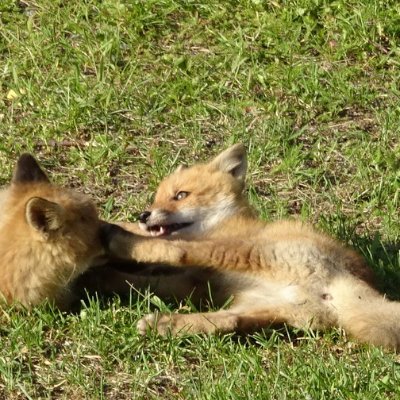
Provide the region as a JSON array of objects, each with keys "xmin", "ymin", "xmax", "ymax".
[
  {"xmin": 106, "ymin": 144, "xmax": 400, "ymax": 350},
  {"xmin": 0, "ymin": 154, "xmax": 105, "ymax": 308}
]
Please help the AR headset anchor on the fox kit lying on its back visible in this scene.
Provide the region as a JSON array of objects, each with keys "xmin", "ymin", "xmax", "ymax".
[
  {"xmin": 104, "ymin": 144, "xmax": 400, "ymax": 350},
  {"xmin": 0, "ymin": 154, "xmax": 105, "ymax": 308}
]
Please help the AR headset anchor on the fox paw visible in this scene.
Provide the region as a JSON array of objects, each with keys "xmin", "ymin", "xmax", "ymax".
[
  {"xmin": 137, "ymin": 313, "xmax": 175, "ymax": 336},
  {"xmin": 100, "ymin": 223, "xmax": 133, "ymax": 256}
]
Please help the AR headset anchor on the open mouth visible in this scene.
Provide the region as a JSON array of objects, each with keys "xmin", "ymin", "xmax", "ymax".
[{"xmin": 148, "ymin": 222, "xmax": 193, "ymax": 236}]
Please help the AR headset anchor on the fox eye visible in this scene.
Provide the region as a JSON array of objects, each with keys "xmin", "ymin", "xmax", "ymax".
[{"xmin": 174, "ymin": 191, "xmax": 189, "ymax": 201}]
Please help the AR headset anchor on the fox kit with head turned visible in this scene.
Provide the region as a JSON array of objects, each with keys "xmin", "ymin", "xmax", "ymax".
[
  {"xmin": 105, "ymin": 144, "xmax": 400, "ymax": 350},
  {"xmin": 0, "ymin": 154, "xmax": 105, "ymax": 308}
]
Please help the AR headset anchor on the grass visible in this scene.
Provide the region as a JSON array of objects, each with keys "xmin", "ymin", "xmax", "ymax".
[{"xmin": 0, "ymin": 0, "xmax": 399, "ymax": 398}]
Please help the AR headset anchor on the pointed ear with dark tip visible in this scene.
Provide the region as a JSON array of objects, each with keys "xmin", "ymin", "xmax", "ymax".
[
  {"xmin": 208, "ymin": 143, "xmax": 247, "ymax": 181},
  {"xmin": 12, "ymin": 153, "xmax": 50, "ymax": 184},
  {"xmin": 25, "ymin": 197, "xmax": 65, "ymax": 237}
]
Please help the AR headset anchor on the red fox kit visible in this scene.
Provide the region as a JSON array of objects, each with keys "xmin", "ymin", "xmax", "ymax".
[
  {"xmin": 0, "ymin": 154, "xmax": 105, "ymax": 308},
  {"xmin": 104, "ymin": 144, "xmax": 400, "ymax": 350}
]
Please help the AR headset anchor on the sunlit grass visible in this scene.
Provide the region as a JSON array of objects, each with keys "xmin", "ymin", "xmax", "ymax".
[{"xmin": 0, "ymin": 0, "xmax": 399, "ymax": 398}]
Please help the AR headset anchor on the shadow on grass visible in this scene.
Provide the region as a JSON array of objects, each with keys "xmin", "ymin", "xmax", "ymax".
[
  {"xmin": 332, "ymin": 226, "xmax": 400, "ymax": 299},
  {"xmin": 318, "ymin": 213, "xmax": 398, "ymax": 296},
  {"xmin": 359, "ymin": 240, "xmax": 399, "ymax": 299}
]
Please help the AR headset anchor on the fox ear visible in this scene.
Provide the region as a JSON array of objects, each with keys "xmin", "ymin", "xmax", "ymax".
[
  {"xmin": 209, "ymin": 143, "xmax": 247, "ymax": 181},
  {"xmin": 25, "ymin": 197, "xmax": 65, "ymax": 237},
  {"xmin": 12, "ymin": 153, "xmax": 50, "ymax": 184}
]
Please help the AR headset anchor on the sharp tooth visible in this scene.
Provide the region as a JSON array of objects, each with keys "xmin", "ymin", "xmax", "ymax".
[{"xmin": 160, "ymin": 226, "xmax": 166, "ymax": 235}]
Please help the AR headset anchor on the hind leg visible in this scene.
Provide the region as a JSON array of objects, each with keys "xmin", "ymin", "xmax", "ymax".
[
  {"xmin": 136, "ymin": 303, "xmax": 314, "ymax": 336},
  {"xmin": 341, "ymin": 307, "xmax": 400, "ymax": 350},
  {"xmin": 328, "ymin": 277, "xmax": 400, "ymax": 350}
]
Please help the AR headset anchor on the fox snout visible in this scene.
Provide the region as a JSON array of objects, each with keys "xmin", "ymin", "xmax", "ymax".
[{"xmin": 139, "ymin": 211, "xmax": 151, "ymax": 224}]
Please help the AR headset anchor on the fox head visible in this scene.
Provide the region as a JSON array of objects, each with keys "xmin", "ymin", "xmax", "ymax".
[
  {"xmin": 0, "ymin": 154, "xmax": 105, "ymax": 290},
  {"xmin": 138, "ymin": 144, "xmax": 252, "ymax": 237}
]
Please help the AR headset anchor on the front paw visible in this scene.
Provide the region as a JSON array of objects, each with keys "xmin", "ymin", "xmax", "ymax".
[{"xmin": 100, "ymin": 223, "xmax": 133, "ymax": 257}]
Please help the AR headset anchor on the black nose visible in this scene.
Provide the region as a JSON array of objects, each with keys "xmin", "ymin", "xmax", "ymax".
[{"xmin": 139, "ymin": 211, "xmax": 151, "ymax": 223}]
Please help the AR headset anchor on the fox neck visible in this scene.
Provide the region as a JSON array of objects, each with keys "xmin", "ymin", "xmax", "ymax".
[
  {"xmin": 197, "ymin": 200, "xmax": 260, "ymax": 239},
  {"xmin": 207, "ymin": 213, "xmax": 261, "ymax": 238}
]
